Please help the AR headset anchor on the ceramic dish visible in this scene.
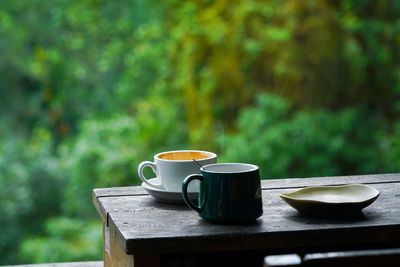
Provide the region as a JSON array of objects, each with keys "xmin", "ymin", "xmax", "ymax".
[
  {"xmin": 279, "ymin": 184, "xmax": 380, "ymax": 214},
  {"xmin": 142, "ymin": 178, "xmax": 198, "ymax": 204}
]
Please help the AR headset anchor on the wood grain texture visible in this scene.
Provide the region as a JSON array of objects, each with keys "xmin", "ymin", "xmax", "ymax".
[
  {"xmin": 263, "ymin": 248, "xmax": 400, "ymax": 267},
  {"xmin": 93, "ymin": 174, "xmax": 400, "ymax": 257},
  {"xmin": 103, "ymin": 221, "xmax": 134, "ymax": 267},
  {"xmin": 303, "ymin": 248, "xmax": 400, "ymax": 267},
  {"xmin": 102, "ymin": 223, "xmax": 159, "ymax": 267},
  {"xmin": 258, "ymin": 173, "xmax": 400, "ymax": 189},
  {"xmin": 92, "ymin": 173, "xmax": 400, "ymax": 223}
]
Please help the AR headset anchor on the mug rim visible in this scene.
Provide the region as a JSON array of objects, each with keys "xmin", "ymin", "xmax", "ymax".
[
  {"xmin": 201, "ymin": 163, "xmax": 259, "ymax": 174},
  {"xmin": 155, "ymin": 150, "xmax": 217, "ymax": 162}
]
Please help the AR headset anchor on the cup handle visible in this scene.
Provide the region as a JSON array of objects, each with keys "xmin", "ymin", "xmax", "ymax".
[
  {"xmin": 138, "ymin": 161, "xmax": 165, "ymax": 190},
  {"xmin": 182, "ymin": 174, "xmax": 204, "ymax": 213}
]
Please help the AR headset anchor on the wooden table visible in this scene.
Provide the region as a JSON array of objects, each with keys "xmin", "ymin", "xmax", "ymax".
[{"xmin": 92, "ymin": 173, "xmax": 400, "ymax": 267}]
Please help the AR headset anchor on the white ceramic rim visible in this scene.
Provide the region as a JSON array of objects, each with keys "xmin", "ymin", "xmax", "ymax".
[
  {"xmin": 201, "ymin": 163, "xmax": 259, "ymax": 174},
  {"xmin": 155, "ymin": 150, "xmax": 217, "ymax": 162}
]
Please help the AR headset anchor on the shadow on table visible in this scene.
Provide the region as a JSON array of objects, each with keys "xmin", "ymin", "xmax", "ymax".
[{"xmin": 283, "ymin": 209, "xmax": 381, "ymax": 224}]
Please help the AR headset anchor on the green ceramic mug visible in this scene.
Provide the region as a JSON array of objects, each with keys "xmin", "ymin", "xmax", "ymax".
[{"xmin": 182, "ymin": 163, "xmax": 263, "ymax": 223}]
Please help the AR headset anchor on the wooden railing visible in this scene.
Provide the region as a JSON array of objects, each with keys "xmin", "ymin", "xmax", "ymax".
[{"xmin": 1, "ymin": 261, "xmax": 102, "ymax": 267}]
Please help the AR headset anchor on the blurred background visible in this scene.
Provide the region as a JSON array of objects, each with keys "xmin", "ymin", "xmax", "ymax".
[{"xmin": 1, "ymin": 0, "xmax": 400, "ymax": 265}]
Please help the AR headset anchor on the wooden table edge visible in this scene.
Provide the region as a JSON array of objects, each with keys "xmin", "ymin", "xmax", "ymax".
[{"xmin": 92, "ymin": 173, "xmax": 400, "ymax": 256}]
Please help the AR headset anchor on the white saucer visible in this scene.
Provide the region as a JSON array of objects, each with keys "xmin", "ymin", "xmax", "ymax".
[{"xmin": 141, "ymin": 178, "xmax": 198, "ymax": 204}]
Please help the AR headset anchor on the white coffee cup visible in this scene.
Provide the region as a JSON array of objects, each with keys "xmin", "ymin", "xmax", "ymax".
[{"xmin": 138, "ymin": 150, "xmax": 217, "ymax": 192}]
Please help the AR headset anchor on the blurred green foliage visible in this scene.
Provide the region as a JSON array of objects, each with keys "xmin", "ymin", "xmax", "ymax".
[
  {"xmin": 0, "ymin": 0, "xmax": 399, "ymax": 265},
  {"xmin": 20, "ymin": 217, "xmax": 102, "ymax": 263},
  {"xmin": 220, "ymin": 93, "xmax": 391, "ymax": 178}
]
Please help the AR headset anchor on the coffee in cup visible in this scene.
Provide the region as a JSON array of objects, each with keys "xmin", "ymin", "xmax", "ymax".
[{"xmin": 138, "ymin": 150, "xmax": 217, "ymax": 192}]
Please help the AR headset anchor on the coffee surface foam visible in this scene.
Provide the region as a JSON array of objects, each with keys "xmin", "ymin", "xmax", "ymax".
[{"xmin": 158, "ymin": 151, "xmax": 211, "ymax": 161}]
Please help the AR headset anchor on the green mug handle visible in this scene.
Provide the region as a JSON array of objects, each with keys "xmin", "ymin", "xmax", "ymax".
[{"xmin": 182, "ymin": 174, "xmax": 204, "ymax": 213}]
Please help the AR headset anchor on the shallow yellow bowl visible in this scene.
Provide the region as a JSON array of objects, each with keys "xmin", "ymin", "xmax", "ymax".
[{"xmin": 279, "ymin": 184, "xmax": 380, "ymax": 215}]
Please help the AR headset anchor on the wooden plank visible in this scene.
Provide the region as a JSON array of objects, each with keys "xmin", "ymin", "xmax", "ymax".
[
  {"xmin": 93, "ymin": 186, "xmax": 148, "ymax": 223},
  {"xmin": 303, "ymin": 248, "xmax": 400, "ymax": 267},
  {"xmin": 93, "ymin": 173, "xmax": 400, "ymax": 199},
  {"xmin": 92, "ymin": 191, "xmax": 107, "ymax": 223},
  {"xmin": 103, "ymin": 222, "xmax": 133, "ymax": 267},
  {"xmin": 94, "ymin": 186, "xmax": 147, "ymax": 198},
  {"xmin": 2, "ymin": 262, "xmax": 103, "ymax": 267},
  {"xmin": 261, "ymin": 173, "xmax": 400, "ymax": 189},
  {"xmin": 264, "ymin": 254, "xmax": 302, "ymax": 267},
  {"xmin": 102, "ymin": 223, "xmax": 159, "ymax": 267},
  {"xmin": 263, "ymin": 248, "xmax": 400, "ymax": 267},
  {"xmin": 92, "ymin": 173, "xmax": 400, "ymax": 223},
  {"xmin": 99, "ymin": 182, "xmax": 400, "ymax": 255}
]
